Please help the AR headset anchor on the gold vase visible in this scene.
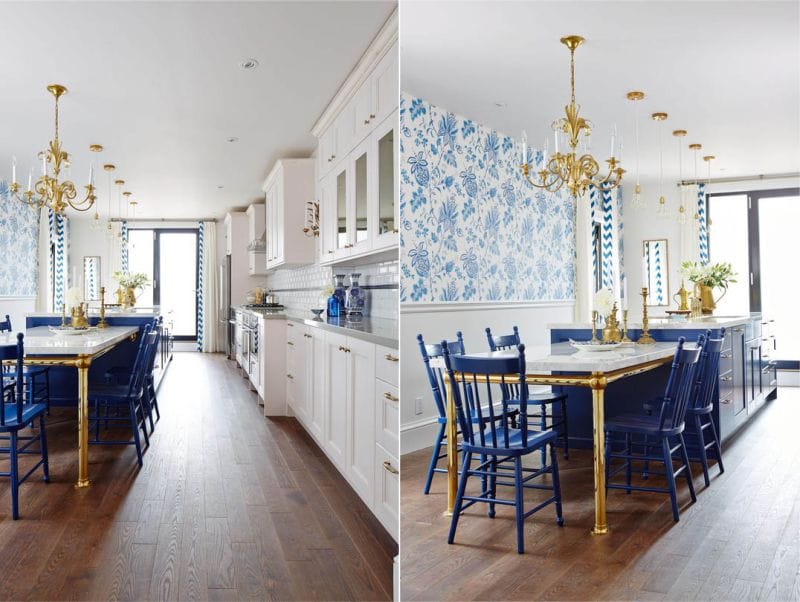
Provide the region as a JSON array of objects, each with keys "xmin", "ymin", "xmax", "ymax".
[
  {"xmin": 123, "ymin": 287, "xmax": 136, "ymax": 309},
  {"xmin": 699, "ymin": 284, "xmax": 716, "ymax": 315}
]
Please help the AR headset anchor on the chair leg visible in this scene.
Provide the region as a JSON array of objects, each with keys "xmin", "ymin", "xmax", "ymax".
[
  {"xmin": 45, "ymin": 370, "xmax": 51, "ymax": 415},
  {"xmin": 145, "ymin": 389, "xmax": 155, "ymax": 434},
  {"xmin": 480, "ymin": 454, "xmax": 487, "ymax": 497},
  {"xmin": 514, "ymin": 456, "xmax": 525, "ymax": 554},
  {"xmin": 561, "ymin": 397, "xmax": 569, "ymax": 459},
  {"xmin": 539, "ymin": 402, "xmax": 547, "ymax": 466},
  {"xmin": 708, "ymin": 416, "xmax": 725, "ymax": 475},
  {"xmin": 39, "ymin": 416, "xmax": 49, "ymax": 482},
  {"xmin": 488, "ymin": 456, "xmax": 497, "ymax": 519},
  {"xmin": 448, "ymin": 451, "xmax": 472, "ymax": 545},
  {"xmin": 625, "ymin": 433, "xmax": 632, "ymax": 494},
  {"xmin": 150, "ymin": 383, "xmax": 160, "ymax": 421},
  {"xmin": 424, "ymin": 424, "xmax": 445, "ymax": 494},
  {"xmin": 695, "ymin": 414, "xmax": 711, "ymax": 487},
  {"xmin": 550, "ymin": 444, "xmax": 564, "ymax": 526},
  {"xmin": 129, "ymin": 401, "xmax": 144, "ymax": 467},
  {"xmin": 10, "ymin": 431, "xmax": 20, "ymax": 519},
  {"xmin": 678, "ymin": 433, "xmax": 697, "ymax": 503},
  {"xmin": 662, "ymin": 437, "xmax": 680, "ymax": 522},
  {"xmin": 604, "ymin": 430, "xmax": 611, "ymax": 495},
  {"xmin": 93, "ymin": 398, "xmax": 101, "ymax": 441}
]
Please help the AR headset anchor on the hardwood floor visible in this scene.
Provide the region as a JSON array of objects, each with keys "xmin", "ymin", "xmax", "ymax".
[
  {"xmin": 400, "ymin": 388, "xmax": 800, "ymax": 601},
  {"xmin": 0, "ymin": 352, "xmax": 396, "ymax": 601}
]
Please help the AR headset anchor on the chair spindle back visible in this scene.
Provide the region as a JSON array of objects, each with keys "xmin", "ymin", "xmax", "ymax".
[
  {"xmin": 0, "ymin": 333, "xmax": 25, "ymax": 426},
  {"xmin": 417, "ymin": 332, "xmax": 465, "ymax": 420},
  {"xmin": 657, "ymin": 337, "xmax": 702, "ymax": 431},
  {"xmin": 486, "ymin": 326, "xmax": 521, "ymax": 351},
  {"xmin": 691, "ymin": 328, "xmax": 726, "ymax": 413}
]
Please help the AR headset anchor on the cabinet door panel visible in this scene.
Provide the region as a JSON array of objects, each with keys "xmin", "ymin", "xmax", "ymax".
[
  {"xmin": 347, "ymin": 337, "xmax": 376, "ymax": 502},
  {"xmin": 375, "ymin": 381, "xmax": 399, "ymax": 457},
  {"xmin": 373, "ymin": 444, "xmax": 399, "ymax": 540},
  {"xmin": 352, "ymin": 82, "xmax": 373, "ymax": 144},
  {"xmin": 332, "ymin": 162, "xmax": 350, "ymax": 260},
  {"xmin": 371, "ymin": 112, "xmax": 398, "ymax": 250},
  {"xmin": 310, "ymin": 329, "xmax": 327, "ymax": 441},
  {"xmin": 372, "ymin": 42, "xmax": 398, "ymax": 124},
  {"xmin": 325, "ymin": 333, "xmax": 349, "ymax": 469},
  {"xmin": 350, "ymin": 139, "xmax": 372, "ymax": 255}
]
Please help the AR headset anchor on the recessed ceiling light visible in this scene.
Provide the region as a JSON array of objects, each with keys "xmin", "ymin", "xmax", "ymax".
[
  {"xmin": 494, "ymin": 101, "xmax": 507, "ymax": 108},
  {"xmin": 227, "ymin": 137, "xmax": 239, "ymax": 143},
  {"xmin": 217, "ymin": 185, "xmax": 224, "ymax": 189},
  {"xmin": 239, "ymin": 58, "xmax": 259, "ymax": 70}
]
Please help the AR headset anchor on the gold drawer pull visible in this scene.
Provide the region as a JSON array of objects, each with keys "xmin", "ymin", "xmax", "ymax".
[
  {"xmin": 287, "ymin": 374, "xmax": 294, "ymax": 380},
  {"xmin": 383, "ymin": 392, "xmax": 399, "ymax": 402},
  {"xmin": 384, "ymin": 354, "xmax": 399, "ymax": 362},
  {"xmin": 720, "ymin": 398, "xmax": 731, "ymax": 405},
  {"xmin": 339, "ymin": 346, "xmax": 351, "ymax": 353},
  {"xmin": 304, "ymin": 334, "xmax": 312, "ymax": 339},
  {"xmin": 382, "ymin": 461, "xmax": 399, "ymax": 475},
  {"xmin": 721, "ymin": 354, "xmax": 732, "ymax": 359},
  {"xmin": 287, "ymin": 341, "xmax": 294, "ymax": 346},
  {"xmin": 287, "ymin": 323, "xmax": 294, "ymax": 327},
  {"xmin": 720, "ymin": 376, "xmax": 732, "ymax": 382},
  {"xmin": 364, "ymin": 119, "xmax": 370, "ymax": 125}
]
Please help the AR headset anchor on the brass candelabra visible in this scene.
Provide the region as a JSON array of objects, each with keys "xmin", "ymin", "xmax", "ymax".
[
  {"xmin": 591, "ymin": 311, "xmax": 598, "ymax": 342},
  {"xmin": 621, "ymin": 309, "xmax": 632, "ymax": 342},
  {"xmin": 638, "ymin": 287, "xmax": 655, "ymax": 344},
  {"xmin": 97, "ymin": 287, "xmax": 108, "ymax": 329}
]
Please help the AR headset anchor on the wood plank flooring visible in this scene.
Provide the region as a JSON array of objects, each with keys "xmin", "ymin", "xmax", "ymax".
[
  {"xmin": 400, "ymin": 388, "xmax": 800, "ymax": 601},
  {"xmin": 0, "ymin": 352, "xmax": 395, "ymax": 601}
]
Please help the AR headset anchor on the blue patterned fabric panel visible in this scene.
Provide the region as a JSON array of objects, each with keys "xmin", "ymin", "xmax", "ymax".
[
  {"xmin": 399, "ymin": 94, "xmax": 576, "ymax": 303},
  {"xmin": 0, "ymin": 181, "xmax": 40, "ymax": 296},
  {"xmin": 197, "ymin": 221, "xmax": 204, "ymax": 351}
]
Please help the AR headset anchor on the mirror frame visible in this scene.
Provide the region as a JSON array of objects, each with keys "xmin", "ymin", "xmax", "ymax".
[
  {"xmin": 642, "ymin": 239, "xmax": 669, "ymax": 306},
  {"xmin": 83, "ymin": 256, "xmax": 102, "ymax": 302}
]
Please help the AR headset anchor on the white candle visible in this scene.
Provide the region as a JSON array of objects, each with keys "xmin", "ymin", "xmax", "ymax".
[
  {"xmin": 11, "ymin": 156, "xmax": 16, "ymax": 184},
  {"xmin": 42, "ymin": 154, "xmax": 46, "ymax": 175},
  {"xmin": 89, "ymin": 163, "xmax": 94, "ymax": 185},
  {"xmin": 520, "ymin": 130, "xmax": 527, "ymax": 165},
  {"xmin": 610, "ymin": 123, "xmax": 617, "ymax": 157},
  {"xmin": 621, "ymin": 276, "xmax": 627, "ymax": 311},
  {"xmin": 27, "ymin": 169, "xmax": 32, "ymax": 191},
  {"xmin": 641, "ymin": 256, "xmax": 648, "ymax": 291},
  {"xmin": 543, "ymin": 138, "xmax": 549, "ymax": 166},
  {"xmin": 554, "ymin": 128, "xmax": 559, "ymax": 154}
]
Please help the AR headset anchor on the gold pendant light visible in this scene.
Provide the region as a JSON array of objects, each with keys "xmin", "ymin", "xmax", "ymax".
[
  {"xmin": 627, "ymin": 91, "xmax": 646, "ymax": 209},
  {"xmin": 673, "ymin": 129, "xmax": 688, "ymax": 225},
  {"xmin": 652, "ymin": 112, "xmax": 669, "ymax": 218}
]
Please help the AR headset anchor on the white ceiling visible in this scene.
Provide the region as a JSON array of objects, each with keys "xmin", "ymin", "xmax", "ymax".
[
  {"xmin": 0, "ymin": 1, "xmax": 395, "ymax": 220},
  {"xmin": 401, "ymin": 0, "xmax": 800, "ymax": 186}
]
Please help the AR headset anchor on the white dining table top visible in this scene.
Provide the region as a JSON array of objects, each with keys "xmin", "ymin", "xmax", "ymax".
[
  {"xmin": 430, "ymin": 341, "xmax": 680, "ymax": 373},
  {"xmin": 0, "ymin": 326, "xmax": 139, "ymax": 356}
]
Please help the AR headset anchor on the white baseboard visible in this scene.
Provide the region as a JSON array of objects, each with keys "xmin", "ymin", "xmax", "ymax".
[
  {"xmin": 401, "ymin": 417, "xmax": 439, "ymax": 455},
  {"xmin": 778, "ymin": 371, "xmax": 799, "ymax": 387}
]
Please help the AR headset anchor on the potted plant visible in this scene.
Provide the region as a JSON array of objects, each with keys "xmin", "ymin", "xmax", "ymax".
[
  {"xmin": 679, "ymin": 261, "xmax": 737, "ymax": 315},
  {"xmin": 113, "ymin": 271, "xmax": 150, "ymax": 309}
]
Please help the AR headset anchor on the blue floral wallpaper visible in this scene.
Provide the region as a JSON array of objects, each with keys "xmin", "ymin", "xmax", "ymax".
[
  {"xmin": 399, "ymin": 94, "xmax": 576, "ymax": 303},
  {"xmin": 0, "ymin": 181, "xmax": 40, "ymax": 296}
]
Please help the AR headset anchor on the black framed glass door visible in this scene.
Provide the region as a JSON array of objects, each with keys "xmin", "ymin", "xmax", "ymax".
[{"xmin": 128, "ymin": 228, "xmax": 199, "ymax": 340}]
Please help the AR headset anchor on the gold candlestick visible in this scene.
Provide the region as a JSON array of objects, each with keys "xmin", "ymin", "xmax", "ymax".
[
  {"xmin": 638, "ymin": 287, "xmax": 655, "ymax": 344},
  {"xmin": 621, "ymin": 309, "xmax": 632, "ymax": 342},
  {"xmin": 591, "ymin": 311, "xmax": 598, "ymax": 342},
  {"xmin": 97, "ymin": 286, "xmax": 108, "ymax": 329}
]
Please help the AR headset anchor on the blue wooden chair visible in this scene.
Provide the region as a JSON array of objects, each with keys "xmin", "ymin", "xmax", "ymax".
[
  {"xmin": 1, "ymin": 315, "xmax": 51, "ymax": 414},
  {"xmin": 0, "ymin": 333, "xmax": 49, "ymax": 520},
  {"xmin": 605, "ymin": 337, "xmax": 701, "ymax": 522},
  {"xmin": 486, "ymin": 326, "xmax": 570, "ymax": 459},
  {"xmin": 105, "ymin": 320, "xmax": 162, "ymax": 434},
  {"xmin": 643, "ymin": 330, "xmax": 725, "ymax": 487},
  {"xmin": 443, "ymin": 342, "xmax": 563, "ymax": 554},
  {"xmin": 417, "ymin": 332, "xmax": 465, "ymax": 495},
  {"xmin": 88, "ymin": 325, "xmax": 159, "ymax": 467}
]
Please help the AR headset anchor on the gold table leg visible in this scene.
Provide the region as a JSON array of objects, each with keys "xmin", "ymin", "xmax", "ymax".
[
  {"xmin": 590, "ymin": 374, "xmax": 608, "ymax": 535},
  {"xmin": 445, "ymin": 374, "xmax": 457, "ymax": 516},
  {"xmin": 76, "ymin": 359, "xmax": 91, "ymax": 488}
]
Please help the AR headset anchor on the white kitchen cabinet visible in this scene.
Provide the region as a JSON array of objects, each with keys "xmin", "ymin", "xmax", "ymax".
[
  {"xmin": 370, "ymin": 112, "xmax": 398, "ymax": 251},
  {"xmin": 324, "ymin": 331, "xmax": 349, "ymax": 470},
  {"xmin": 373, "ymin": 443, "xmax": 399, "ymax": 540},
  {"xmin": 371, "ymin": 41, "xmax": 399, "ymax": 127},
  {"xmin": 262, "ymin": 159, "xmax": 315, "ymax": 270},
  {"xmin": 309, "ymin": 327, "xmax": 327, "ymax": 441},
  {"xmin": 286, "ymin": 323, "xmax": 308, "ymax": 424},
  {"xmin": 257, "ymin": 316, "xmax": 287, "ymax": 416},
  {"xmin": 246, "ymin": 204, "xmax": 267, "ymax": 276},
  {"xmin": 347, "ymin": 337, "xmax": 377, "ymax": 502}
]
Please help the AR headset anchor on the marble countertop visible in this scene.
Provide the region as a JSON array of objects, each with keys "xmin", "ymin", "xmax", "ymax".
[
  {"xmin": 430, "ymin": 341, "xmax": 680, "ymax": 373},
  {"xmin": 28, "ymin": 307, "xmax": 160, "ymax": 318},
  {"xmin": 236, "ymin": 307, "xmax": 398, "ymax": 348},
  {"xmin": 549, "ymin": 315, "xmax": 752, "ymax": 330},
  {"xmin": 0, "ymin": 325, "xmax": 139, "ymax": 356}
]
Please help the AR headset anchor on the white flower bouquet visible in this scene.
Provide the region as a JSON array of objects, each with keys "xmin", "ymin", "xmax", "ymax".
[
  {"xmin": 593, "ymin": 288, "xmax": 615, "ymax": 317},
  {"xmin": 65, "ymin": 286, "xmax": 83, "ymax": 309}
]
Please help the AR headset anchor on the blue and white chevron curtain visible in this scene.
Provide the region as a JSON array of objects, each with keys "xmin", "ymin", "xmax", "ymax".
[
  {"xmin": 653, "ymin": 240, "xmax": 666, "ymax": 305},
  {"xmin": 48, "ymin": 209, "xmax": 69, "ymax": 311},
  {"xmin": 616, "ymin": 187, "xmax": 625, "ymax": 296},
  {"xmin": 601, "ymin": 185, "xmax": 615, "ymax": 291},
  {"xmin": 197, "ymin": 222, "xmax": 204, "ymax": 351},
  {"xmin": 589, "ymin": 184, "xmax": 598, "ymax": 290},
  {"xmin": 697, "ymin": 183, "xmax": 709, "ymax": 264},
  {"xmin": 121, "ymin": 221, "xmax": 129, "ymax": 272}
]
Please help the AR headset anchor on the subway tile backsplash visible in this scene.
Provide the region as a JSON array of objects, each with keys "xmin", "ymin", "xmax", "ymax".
[{"xmin": 264, "ymin": 260, "xmax": 399, "ymax": 320}]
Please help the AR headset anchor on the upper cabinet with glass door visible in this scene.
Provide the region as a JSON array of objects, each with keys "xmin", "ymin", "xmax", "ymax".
[{"xmin": 312, "ymin": 26, "xmax": 398, "ymax": 265}]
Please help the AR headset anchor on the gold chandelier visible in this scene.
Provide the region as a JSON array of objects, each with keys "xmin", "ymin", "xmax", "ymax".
[
  {"xmin": 10, "ymin": 84, "xmax": 98, "ymax": 215},
  {"xmin": 520, "ymin": 35, "xmax": 624, "ymax": 198}
]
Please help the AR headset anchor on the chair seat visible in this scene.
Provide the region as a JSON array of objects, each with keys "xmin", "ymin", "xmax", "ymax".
[
  {"xmin": 464, "ymin": 425, "xmax": 555, "ymax": 456},
  {"xmin": 89, "ymin": 384, "xmax": 141, "ymax": 402},
  {"xmin": 505, "ymin": 392, "xmax": 567, "ymax": 405},
  {"xmin": 606, "ymin": 413, "xmax": 684, "ymax": 437},
  {"xmin": 0, "ymin": 402, "xmax": 47, "ymax": 430}
]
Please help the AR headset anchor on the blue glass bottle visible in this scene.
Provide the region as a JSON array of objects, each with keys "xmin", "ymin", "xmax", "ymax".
[
  {"xmin": 333, "ymin": 274, "xmax": 347, "ymax": 316},
  {"xmin": 327, "ymin": 293, "xmax": 340, "ymax": 318}
]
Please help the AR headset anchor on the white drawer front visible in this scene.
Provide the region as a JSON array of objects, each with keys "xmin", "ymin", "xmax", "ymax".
[
  {"xmin": 375, "ymin": 345, "xmax": 399, "ymax": 387},
  {"xmin": 373, "ymin": 443, "xmax": 399, "ymax": 541},
  {"xmin": 375, "ymin": 381, "xmax": 399, "ymax": 457}
]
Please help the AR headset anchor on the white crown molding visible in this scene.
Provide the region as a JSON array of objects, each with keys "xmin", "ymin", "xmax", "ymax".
[
  {"xmin": 400, "ymin": 299, "xmax": 575, "ymax": 314},
  {"xmin": 0, "ymin": 296, "xmax": 36, "ymax": 301},
  {"xmin": 310, "ymin": 8, "xmax": 398, "ymax": 138}
]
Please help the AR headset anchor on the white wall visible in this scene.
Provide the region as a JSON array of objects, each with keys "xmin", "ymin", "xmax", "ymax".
[{"xmin": 400, "ymin": 300, "xmax": 574, "ymax": 454}]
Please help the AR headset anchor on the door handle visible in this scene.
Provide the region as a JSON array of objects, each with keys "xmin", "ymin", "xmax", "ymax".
[{"xmin": 382, "ymin": 461, "xmax": 399, "ymax": 475}]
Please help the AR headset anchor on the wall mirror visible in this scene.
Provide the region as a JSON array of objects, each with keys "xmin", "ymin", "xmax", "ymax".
[
  {"xmin": 83, "ymin": 256, "xmax": 101, "ymax": 302},
  {"xmin": 642, "ymin": 239, "xmax": 669, "ymax": 306}
]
